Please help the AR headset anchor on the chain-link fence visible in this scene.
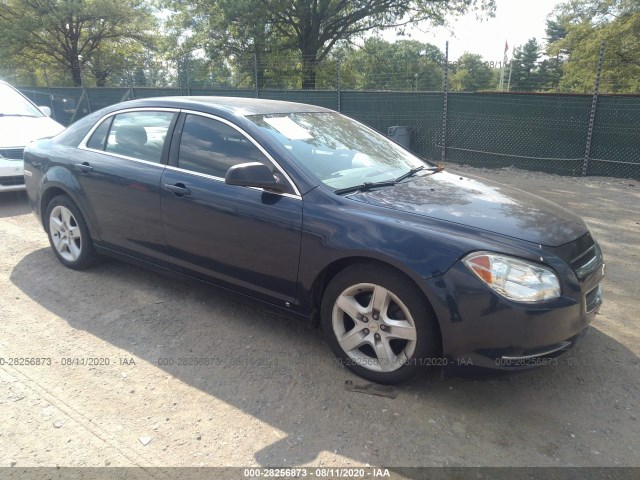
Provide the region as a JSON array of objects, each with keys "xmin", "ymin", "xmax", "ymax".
[{"xmin": 10, "ymin": 41, "xmax": 640, "ymax": 180}]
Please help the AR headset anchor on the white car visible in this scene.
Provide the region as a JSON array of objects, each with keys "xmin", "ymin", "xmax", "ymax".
[{"xmin": 0, "ymin": 81, "xmax": 64, "ymax": 192}]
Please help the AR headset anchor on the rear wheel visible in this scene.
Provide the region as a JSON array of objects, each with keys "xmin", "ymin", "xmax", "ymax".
[
  {"xmin": 45, "ymin": 195, "xmax": 96, "ymax": 270},
  {"xmin": 321, "ymin": 264, "xmax": 440, "ymax": 384}
]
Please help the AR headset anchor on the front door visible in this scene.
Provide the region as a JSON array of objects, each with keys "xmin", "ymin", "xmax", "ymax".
[{"xmin": 160, "ymin": 113, "xmax": 302, "ymax": 305}]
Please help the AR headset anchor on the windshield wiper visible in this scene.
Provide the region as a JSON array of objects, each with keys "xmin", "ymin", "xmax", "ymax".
[
  {"xmin": 395, "ymin": 165, "xmax": 426, "ymax": 182},
  {"xmin": 334, "ymin": 163, "xmax": 445, "ymax": 195},
  {"xmin": 334, "ymin": 180, "xmax": 397, "ymax": 195},
  {"xmin": 395, "ymin": 163, "xmax": 444, "ymax": 183},
  {"xmin": 0, "ymin": 113, "xmax": 38, "ymax": 118}
]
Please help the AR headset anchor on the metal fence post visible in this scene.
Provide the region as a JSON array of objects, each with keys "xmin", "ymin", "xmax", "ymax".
[
  {"xmin": 583, "ymin": 41, "xmax": 605, "ymax": 176},
  {"xmin": 336, "ymin": 54, "xmax": 342, "ymax": 112},
  {"xmin": 184, "ymin": 55, "xmax": 191, "ymax": 96},
  {"xmin": 126, "ymin": 60, "xmax": 135, "ymax": 99},
  {"xmin": 69, "ymin": 88, "xmax": 87, "ymax": 124},
  {"xmin": 42, "ymin": 65, "xmax": 57, "ymax": 122},
  {"xmin": 254, "ymin": 52, "xmax": 259, "ymax": 98},
  {"xmin": 441, "ymin": 41, "xmax": 449, "ymax": 164},
  {"xmin": 84, "ymin": 87, "xmax": 92, "ymax": 114}
]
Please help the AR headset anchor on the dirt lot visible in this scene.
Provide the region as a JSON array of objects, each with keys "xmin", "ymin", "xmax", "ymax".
[{"xmin": 0, "ymin": 166, "xmax": 638, "ymax": 471}]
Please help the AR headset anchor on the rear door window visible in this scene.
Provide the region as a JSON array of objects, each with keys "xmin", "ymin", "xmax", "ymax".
[{"xmin": 95, "ymin": 111, "xmax": 175, "ymax": 164}]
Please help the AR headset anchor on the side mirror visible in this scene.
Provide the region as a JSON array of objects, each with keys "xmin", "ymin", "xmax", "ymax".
[
  {"xmin": 225, "ymin": 162, "xmax": 286, "ymax": 193},
  {"xmin": 38, "ymin": 106, "xmax": 52, "ymax": 117}
]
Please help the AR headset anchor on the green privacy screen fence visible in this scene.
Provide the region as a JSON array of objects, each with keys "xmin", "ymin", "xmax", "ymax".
[{"xmin": 18, "ymin": 87, "xmax": 640, "ymax": 179}]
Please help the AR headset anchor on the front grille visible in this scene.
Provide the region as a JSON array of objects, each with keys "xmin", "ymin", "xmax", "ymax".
[
  {"xmin": 0, "ymin": 148, "xmax": 25, "ymax": 160},
  {"xmin": 571, "ymin": 243, "xmax": 603, "ymax": 279},
  {"xmin": 585, "ymin": 285, "xmax": 602, "ymax": 313},
  {"xmin": 0, "ymin": 175, "xmax": 25, "ymax": 186}
]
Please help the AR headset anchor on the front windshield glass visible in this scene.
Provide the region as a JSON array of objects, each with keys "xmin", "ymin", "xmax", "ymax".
[
  {"xmin": 0, "ymin": 83, "xmax": 44, "ymax": 117},
  {"xmin": 248, "ymin": 112, "xmax": 428, "ymax": 190}
]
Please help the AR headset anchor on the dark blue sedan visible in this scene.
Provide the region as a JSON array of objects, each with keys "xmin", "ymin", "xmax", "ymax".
[{"xmin": 24, "ymin": 97, "xmax": 605, "ymax": 384}]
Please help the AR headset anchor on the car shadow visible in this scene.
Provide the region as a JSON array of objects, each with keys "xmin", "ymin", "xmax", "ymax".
[
  {"xmin": 0, "ymin": 191, "xmax": 31, "ymax": 218},
  {"xmin": 10, "ymin": 248, "xmax": 640, "ymax": 469}
]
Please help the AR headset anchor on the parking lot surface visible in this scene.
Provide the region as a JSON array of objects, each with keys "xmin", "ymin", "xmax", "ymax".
[{"xmin": 0, "ymin": 167, "xmax": 638, "ymax": 468}]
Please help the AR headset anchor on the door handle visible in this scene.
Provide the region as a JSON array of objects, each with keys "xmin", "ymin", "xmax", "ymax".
[
  {"xmin": 75, "ymin": 162, "xmax": 93, "ymax": 173},
  {"xmin": 163, "ymin": 183, "xmax": 191, "ymax": 197}
]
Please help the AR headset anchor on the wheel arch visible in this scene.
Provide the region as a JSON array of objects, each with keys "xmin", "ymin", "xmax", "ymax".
[
  {"xmin": 40, "ymin": 183, "xmax": 98, "ymax": 240},
  {"xmin": 309, "ymin": 256, "xmax": 443, "ymax": 353},
  {"xmin": 40, "ymin": 185, "xmax": 70, "ymax": 229}
]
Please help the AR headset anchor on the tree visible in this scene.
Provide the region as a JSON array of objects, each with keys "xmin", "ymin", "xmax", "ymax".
[
  {"xmin": 167, "ymin": 0, "xmax": 495, "ymax": 90},
  {"xmin": 547, "ymin": 0, "xmax": 640, "ymax": 93},
  {"xmin": 0, "ymin": 0, "xmax": 157, "ymax": 86},
  {"xmin": 509, "ymin": 38, "xmax": 541, "ymax": 92},
  {"xmin": 163, "ymin": 0, "xmax": 298, "ymax": 89},
  {"xmin": 287, "ymin": 0, "xmax": 495, "ymax": 89},
  {"xmin": 336, "ymin": 38, "xmax": 444, "ymax": 91},
  {"xmin": 535, "ymin": 18, "xmax": 567, "ymax": 91},
  {"xmin": 537, "ymin": 57, "xmax": 563, "ymax": 91},
  {"xmin": 450, "ymin": 52, "xmax": 494, "ymax": 91}
]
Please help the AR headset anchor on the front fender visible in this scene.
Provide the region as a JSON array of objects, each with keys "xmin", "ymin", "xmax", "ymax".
[{"xmin": 296, "ymin": 187, "xmax": 547, "ymax": 314}]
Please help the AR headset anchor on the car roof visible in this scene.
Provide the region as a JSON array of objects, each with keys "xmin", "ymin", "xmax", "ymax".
[{"xmin": 119, "ymin": 96, "xmax": 335, "ymax": 116}]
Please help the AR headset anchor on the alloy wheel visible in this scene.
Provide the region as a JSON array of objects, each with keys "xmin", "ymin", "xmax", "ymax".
[
  {"xmin": 49, "ymin": 205, "xmax": 83, "ymax": 262},
  {"xmin": 331, "ymin": 282, "xmax": 417, "ymax": 372}
]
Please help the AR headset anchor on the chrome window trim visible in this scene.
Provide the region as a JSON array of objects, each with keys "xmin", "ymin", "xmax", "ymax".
[
  {"xmin": 77, "ymin": 106, "xmax": 302, "ymax": 198},
  {"xmin": 78, "ymin": 107, "xmax": 180, "ymax": 154},
  {"xmin": 179, "ymin": 109, "xmax": 301, "ymax": 197},
  {"xmin": 84, "ymin": 151, "xmax": 168, "ymax": 169}
]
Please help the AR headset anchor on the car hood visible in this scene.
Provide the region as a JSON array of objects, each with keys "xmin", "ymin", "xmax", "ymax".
[
  {"xmin": 0, "ymin": 116, "xmax": 64, "ymax": 148},
  {"xmin": 347, "ymin": 170, "xmax": 588, "ymax": 247}
]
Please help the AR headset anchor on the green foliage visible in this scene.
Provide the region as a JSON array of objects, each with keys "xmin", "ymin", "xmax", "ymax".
[
  {"xmin": 547, "ymin": 0, "xmax": 640, "ymax": 93},
  {"xmin": 449, "ymin": 52, "xmax": 495, "ymax": 91},
  {"xmin": 162, "ymin": 0, "xmax": 299, "ymax": 89},
  {"xmin": 165, "ymin": 0, "xmax": 495, "ymax": 89},
  {"xmin": 334, "ymin": 38, "xmax": 444, "ymax": 91},
  {"xmin": 509, "ymin": 39, "xmax": 542, "ymax": 92},
  {"xmin": 545, "ymin": 18, "xmax": 568, "ymax": 45},
  {"xmin": 0, "ymin": 0, "xmax": 157, "ymax": 87}
]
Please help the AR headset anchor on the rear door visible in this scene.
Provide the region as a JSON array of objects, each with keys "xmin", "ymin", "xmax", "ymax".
[
  {"xmin": 160, "ymin": 112, "xmax": 302, "ymax": 305},
  {"xmin": 76, "ymin": 109, "xmax": 177, "ymax": 259}
]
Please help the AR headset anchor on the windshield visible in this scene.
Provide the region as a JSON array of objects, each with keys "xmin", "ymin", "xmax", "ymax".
[
  {"xmin": 247, "ymin": 112, "xmax": 428, "ymax": 190},
  {"xmin": 0, "ymin": 83, "xmax": 44, "ymax": 117}
]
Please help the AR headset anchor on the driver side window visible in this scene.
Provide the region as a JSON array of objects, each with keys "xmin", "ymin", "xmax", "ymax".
[{"xmin": 177, "ymin": 115, "xmax": 270, "ymax": 179}]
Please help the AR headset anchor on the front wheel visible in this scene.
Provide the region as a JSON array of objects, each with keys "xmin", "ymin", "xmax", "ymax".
[
  {"xmin": 321, "ymin": 264, "xmax": 441, "ymax": 384},
  {"xmin": 45, "ymin": 195, "xmax": 96, "ymax": 270}
]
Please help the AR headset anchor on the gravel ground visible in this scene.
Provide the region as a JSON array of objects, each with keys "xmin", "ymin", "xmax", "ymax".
[{"xmin": 0, "ymin": 166, "xmax": 638, "ymax": 471}]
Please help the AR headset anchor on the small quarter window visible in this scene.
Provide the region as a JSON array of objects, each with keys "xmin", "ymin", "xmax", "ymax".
[{"xmin": 86, "ymin": 117, "xmax": 113, "ymax": 151}]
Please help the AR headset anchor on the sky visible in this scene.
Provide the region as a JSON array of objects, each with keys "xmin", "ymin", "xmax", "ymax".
[{"xmin": 382, "ymin": 0, "xmax": 565, "ymax": 62}]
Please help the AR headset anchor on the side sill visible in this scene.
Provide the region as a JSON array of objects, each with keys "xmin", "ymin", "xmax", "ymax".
[{"xmin": 93, "ymin": 244, "xmax": 312, "ymax": 324}]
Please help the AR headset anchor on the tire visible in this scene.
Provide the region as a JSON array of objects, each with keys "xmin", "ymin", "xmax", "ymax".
[
  {"xmin": 321, "ymin": 263, "xmax": 441, "ymax": 384},
  {"xmin": 45, "ymin": 194, "xmax": 97, "ymax": 270}
]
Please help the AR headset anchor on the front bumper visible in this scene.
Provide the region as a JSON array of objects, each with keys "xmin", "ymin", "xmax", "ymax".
[
  {"xmin": 0, "ymin": 156, "xmax": 26, "ymax": 192},
  {"xmin": 424, "ymin": 251, "xmax": 604, "ymax": 370}
]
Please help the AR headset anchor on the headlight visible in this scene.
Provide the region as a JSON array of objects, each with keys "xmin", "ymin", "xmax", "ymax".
[{"xmin": 463, "ymin": 252, "xmax": 560, "ymax": 303}]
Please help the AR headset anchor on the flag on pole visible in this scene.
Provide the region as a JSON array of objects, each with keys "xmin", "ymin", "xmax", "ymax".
[{"xmin": 499, "ymin": 40, "xmax": 509, "ymax": 91}]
